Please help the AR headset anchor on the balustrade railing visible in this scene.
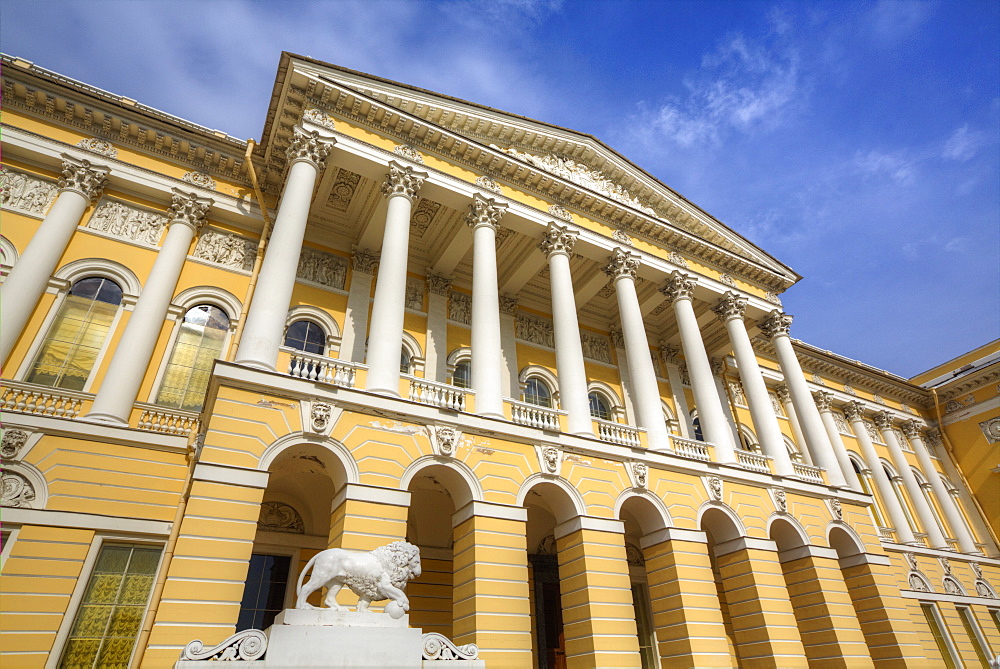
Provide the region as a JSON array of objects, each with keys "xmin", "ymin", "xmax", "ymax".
[
  {"xmin": 736, "ymin": 449, "xmax": 772, "ymax": 474},
  {"xmin": 405, "ymin": 376, "xmax": 469, "ymax": 411},
  {"xmin": 285, "ymin": 349, "xmax": 362, "ymax": 388},
  {"xmin": 878, "ymin": 526, "xmax": 896, "ymax": 541},
  {"xmin": 136, "ymin": 405, "xmax": 200, "ymax": 436},
  {"xmin": 791, "ymin": 461, "xmax": 825, "ymax": 484},
  {"xmin": 507, "ymin": 398, "xmax": 563, "ymax": 431},
  {"xmin": 595, "ymin": 419, "xmax": 642, "ymax": 448},
  {"xmin": 669, "ymin": 434, "xmax": 711, "ymax": 461},
  {"xmin": 1, "ymin": 381, "xmax": 87, "ymax": 418}
]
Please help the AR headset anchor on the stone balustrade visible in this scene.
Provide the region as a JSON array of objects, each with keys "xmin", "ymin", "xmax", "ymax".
[
  {"xmin": 285, "ymin": 348, "xmax": 362, "ymax": 388},
  {"xmin": 136, "ymin": 405, "xmax": 200, "ymax": 436},
  {"xmin": 1, "ymin": 381, "xmax": 86, "ymax": 418},
  {"xmin": 594, "ymin": 418, "xmax": 643, "ymax": 448},
  {"xmin": 406, "ymin": 375, "xmax": 469, "ymax": 411},
  {"xmin": 508, "ymin": 398, "xmax": 563, "ymax": 431},
  {"xmin": 736, "ymin": 449, "xmax": 772, "ymax": 473},
  {"xmin": 792, "ymin": 461, "xmax": 825, "ymax": 484},
  {"xmin": 669, "ymin": 434, "xmax": 712, "ymax": 461}
]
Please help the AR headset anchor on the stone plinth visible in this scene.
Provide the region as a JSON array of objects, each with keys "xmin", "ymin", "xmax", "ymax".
[{"xmin": 274, "ymin": 607, "xmax": 410, "ymax": 628}]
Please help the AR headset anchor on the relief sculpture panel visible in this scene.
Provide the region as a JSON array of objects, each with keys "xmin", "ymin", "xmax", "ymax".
[
  {"xmin": 0, "ymin": 167, "xmax": 58, "ymax": 217},
  {"xmin": 86, "ymin": 199, "xmax": 168, "ymax": 245}
]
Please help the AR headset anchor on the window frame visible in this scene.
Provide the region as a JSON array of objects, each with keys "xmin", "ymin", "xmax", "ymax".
[
  {"xmin": 283, "ymin": 319, "xmax": 328, "ymax": 356},
  {"xmin": 151, "ymin": 303, "xmax": 232, "ymax": 412},
  {"xmin": 919, "ymin": 601, "xmax": 961, "ymax": 669}
]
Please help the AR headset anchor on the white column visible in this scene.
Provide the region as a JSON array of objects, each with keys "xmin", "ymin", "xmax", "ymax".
[
  {"xmin": 424, "ymin": 272, "xmax": 451, "ymax": 382},
  {"xmin": 902, "ymin": 421, "xmax": 977, "ymax": 553},
  {"xmin": 711, "ymin": 357, "xmax": 743, "ymax": 446},
  {"xmin": 759, "ymin": 311, "xmax": 847, "ymax": 487},
  {"xmin": 1, "ymin": 154, "xmax": 109, "ymax": 363},
  {"xmin": 539, "ymin": 223, "xmax": 591, "ymax": 436},
  {"xmin": 813, "ymin": 391, "xmax": 862, "ymax": 490},
  {"xmin": 604, "ymin": 249, "xmax": 669, "ymax": 449},
  {"xmin": 659, "ymin": 344, "xmax": 693, "ymax": 439},
  {"xmin": 85, "ymin": 190, "xmax": 212, "ymax": 424},
  {"xmin": 339, "ymin": 248, "xmax": 378, "ymax": 363},
  {"xmin": 467, "ymin": 194, "xmax": 507, "ymax": 419},
  {"xmin": 499, "ymin": 295, "xmax": 519, "ymax": 398},
  {"xmin": 875, "ymin": 411, "xmax": 948, "ymax": 549},
  {"xmin": 612, "ymin": 329, "xmax": 639, "ymax": 427},
  {"xmin": 844, "ymin": 402, "xmax": 917, "ymax": 545},
  {"xmin": 777, "ymin": 385, "xmax": 812, "ymax": 465},
  {"xmin": 924, "ymin": 428, "xmax": 995, "ymax": 554},
  {"xmin": 235, "ymin": 123, "xmax": 336, "ymax": 370},
  {"xmin": 714, "ymin": 293, "xmax": 793, "ymax": 476},
  {"xmin": 365, "ymin": 162, "xmax": 427, "ymax": 396},
  {"xmin": 660, "ymin": 271, "xmax": 738, "ymax": 462}
]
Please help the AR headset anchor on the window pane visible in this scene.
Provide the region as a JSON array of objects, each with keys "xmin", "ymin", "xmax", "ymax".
[
  {"xmin": 156, "ymin": 305, "xmax": 229, "ymax": 411},
  {"xmin": 525, "ymin": 378, "xmax": 551, "ymax": 408},
  {"xmin": 238, "ymin": 554, "xmax": 291, "ymax": 632},
  {"xmin": 284, "ymin": 320, "xmax": 325, "ymax": 355},
  {"xmin": 588, "ymin": 392, "xmax": 611, "ymax": 420},
  {"xmin": 921, "ymin": 603, "xmax": 958, "ymax": 669},
  {"xmin": 400, "ymin": 350, "xmax": 411, "ymax": 374},
  {"xmin": 453, "ymin": 361, "xmax": 471, "ymax": 389}
]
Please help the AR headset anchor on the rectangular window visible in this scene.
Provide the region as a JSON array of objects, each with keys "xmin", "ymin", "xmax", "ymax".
[
  {"xmin": 991, "ymin": 608, "xmax": 1000, "ymax": 634},
  {"xmin": 631, "ymin": 583, "xmax": 659, "ymax": 669},
  {"xmin": 921, "ymin": 602, "xmax": 959, "ymax": 669},
  {"xmin": 238, "ymin": 553, "xmax": 292, "ymax": 631},
  {"xmin": 958, "ymin": 606, "xmax": 993, "ymax": 668},
  {"xmin": 59, "ymin": 543, "xmax": 162, "ymax": 669}
]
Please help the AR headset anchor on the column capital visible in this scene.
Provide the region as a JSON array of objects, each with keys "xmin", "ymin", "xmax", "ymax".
[
  {"xmin": 381, "ymin": 160, "xmax": 426, "ymax": 201},
  {"xmin": 168, "ymin": 188, "xmax": 213, "ymax": 233},
  {"xmin": 923, "ymin": 427, "xmax": 942, "ymax": 447},
  {"xmin": 710, "ymin": 357, "xmax": 726, "ymax": 376},
  {"xmin": 538, "ymin": 221, "xmax": 577, "ymax": 258},
  {"xmin": 758, "ymin": 309, "xmax": 793, "ymax": 339},
  {"xmin": 603, "ymin": 247, "xmax": 640, "ymax": 282},
  {"xmin": 351, "ymin": 246, "xmax": 380, "ymax": 275},
  {"xmin": 713, "ymin": 291, "xmax": 748, "ymax": 322},
  {"xmin": 775, "ymin": 384, "xmax": 791, "ymax": 404},
  {"xmin": 873, "ymin": 410, "xmax": 894, "ymax": 431},
  {"xmin": 813, "ymin": 390, "xmax": 834, "ymax": 413},
  {"xmin": 465, "ymin": 192, "xmax": 507, "ymax": 230},
  {"xmin": 499, "ymin": 293, "xmax": 518, "ymax": 316},
  {"xmin": 659, "ymin": 342, "xmax": 681, "ymax": 366},
  {"xmin": 843, "ymin": 400, "xmax": 866, "ymax": 422},
  {"xmin": 426, "ymin": 271, "xmax": 452, "ymax": 296},
  {"xmin": 660, "ymin": 270, "xmax": 695, "ymax": 304},
  {"xmin": 59, "ymin": 153, "xmax": 109, "ymax": 202},
  {"xmin": 286, "ymin": 125, "xmax": 336, "ymax": 170}
]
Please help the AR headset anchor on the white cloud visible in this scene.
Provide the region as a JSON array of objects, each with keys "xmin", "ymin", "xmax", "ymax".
[
  {"xmin": 853, "ymin": 150, "xmax": 917, "ymax": 185},
  {"xmin": 942, "ymin": 124, "xmax": 985, "ymax": 162}
]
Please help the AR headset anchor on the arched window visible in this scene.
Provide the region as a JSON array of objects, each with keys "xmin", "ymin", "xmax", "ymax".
[
  {"xmin": 691, "ymin": 412, "xmax": 704, "ymax": 442},
  {"xmin": 588, "ymin": 392, "xmax": 612, "ymax": 421},
  {"xmin": 524, "ymin": 377, "xmax": 552, "ymax": 408},
  {"xmin": 784, "ymin": 437, "xmax": 803, "ymax": 463},
  {"xmin": 452, "ymin": 360, "xmax": 471, "ymax": 389},
  {"xmin": 26, "ymin": 277, "xmax": 123, "ymax": 390},
  {"xmin": 156, "ymin": 304, "xmax": 230, "ymax": 411},
  {"xmin": 284, "ymin": 320, "xmax": 326, "ymax": 355},
  {"xmin": 400, "ymin": 349, "xmax": 411, "ymax": 374},
  {"xmin": 737, "ymin": 428, "xmax": 759, "ymax": 453}
]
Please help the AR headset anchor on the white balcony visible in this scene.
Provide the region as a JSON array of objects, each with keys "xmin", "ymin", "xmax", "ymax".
[
  {"xmin": 135, "ymin": 404, "xmax": 200, "ymax": 436},
  {"xmin": 736, "ymin": 449, "xmax": 772, "ymax": 474},
  {"xmin": 507, "ymin": 398, "xmax": 563, "ymax": 431},
  {"xmin": 791, "ymin": 461, "xmax": 825, "ymax": 484},
  {"xmin": 878, "ymin": 526, "xmax": 896, "ymax": 541},
  {"xmin": 284, "ymin": 348, "xmax": 363, "ymax": 388},
  {"xmin": 595, "ymin": 418, "xmax": 642, "ymax": 448},
  {"xmin": 405, "ymin": 375, "xmax": 470, "ymax": 412},
  {"xmin": 1, "ymin": 380, "xmax": 87, "ymax": 418},
  {"xmin": 669, "ymin": 434, "xmax": 711, "ymax": 461}
]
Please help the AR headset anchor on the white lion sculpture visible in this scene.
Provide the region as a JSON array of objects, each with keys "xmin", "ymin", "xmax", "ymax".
[{"xmin": 295, "ymin": 541, "xmax": 421, "ymax": 614}]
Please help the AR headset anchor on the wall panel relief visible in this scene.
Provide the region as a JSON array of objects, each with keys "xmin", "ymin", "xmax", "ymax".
[
  {"xmin": 86, "ymin": 198, "xmax": 168, "ymax": 245},
  {"xmin": 0, "ymin": 167, "xmax": 58, "ymax": 217}
]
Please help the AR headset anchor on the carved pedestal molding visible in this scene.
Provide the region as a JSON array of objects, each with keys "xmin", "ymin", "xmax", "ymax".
[
  {"xmin": 539, "ymin": 223, "xmax": 591, "ymax": 436},
  {"xmin": 0, "ymin": 154, "xmax": 109, "ymax": 362},
  {"xmin": 366, "ymin": 162, "xmax": 427, "ymax": 395},
  {"xmin": 86, "ymin": 189, "xmax": 213, "ymax": 425},
  {"xmin": 661, "ymin": 271, "xmax": 737, "ymax": 461},
  {"xmin": 466, "ymin": 194, "xmax": 507, "ymax": 418},
  {"xmin": 604, "ymin": 248, "xmax": 669, "ymax": 448}
]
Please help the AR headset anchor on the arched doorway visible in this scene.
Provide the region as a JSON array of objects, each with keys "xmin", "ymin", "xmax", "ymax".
[{"xmin": 618, "ymin": 494, "xmax": 669, "ymax": 668}]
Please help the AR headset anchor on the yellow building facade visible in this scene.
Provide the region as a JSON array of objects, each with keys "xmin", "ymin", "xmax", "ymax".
[{"xmin": 1, "ymin": 52, "xmax": 998, "ymax": 668}]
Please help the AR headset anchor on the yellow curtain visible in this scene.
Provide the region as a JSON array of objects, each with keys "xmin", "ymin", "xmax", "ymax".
[{"xmin": 27, "ymin": 294, "xmax": 118, "ymax": 390}]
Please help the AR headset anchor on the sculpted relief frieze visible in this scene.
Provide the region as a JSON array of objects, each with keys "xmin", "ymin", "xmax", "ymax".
[
  {"xmin": 297, "ymin": 248, "xmax": 348, "ymax": 290},
  {"xmin": 86, "ymin": 198, "xmax": 168, "ymax": 246},
  {"xmin": 580, "ymin": 333, "xmax": 611, "ymax": 363},
  {"xmin": 194, "ymin": 228, "xmax": 258, "ymax": 271},
  {"xmin": 449, "ymin": 292, "xmax": 471, "ymax": 324},
  {"xmin": 1, "ymin": 167, "xmax": 58, "ymax": 217},
  {"xmin": 516, "ymin": 313, "xmax": 555, "ymax": 348}
]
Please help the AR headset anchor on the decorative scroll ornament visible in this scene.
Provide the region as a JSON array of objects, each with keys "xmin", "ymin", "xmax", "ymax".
[
  {"xmin": 303, "ymin": 108, "xmax": 336, "ymax": 129},
  {"xmin": 758, "ymin": 310, "xmax": 793, "ymax": 339},
  {"xmin": 978, "ymin": 417, "xmax": 1000, "ymax": 443},
  {"xmin": 495, "ymin": 146, "xmax": 659, "ymax": 216},
  {"xmin": 764, "ymin": 291, "xmax": 783, "ymax": 306},
  {"xmin": 311, "ymin": 402, "xmax": 332, "ymax": 432},
  {"xmin": 328, "ymin": 168, "xmax": 361, "ymax": 210},
  {"xmin": 449, "ymin": 292, "xmax": 471, "ymax": 325},
  {"xmin": 770, "ymin": 393, "xmax": 784, "ymax": 417},
  {"xmin": 169, "ymin": 189, "xmax": 213, "ymax": 233},
  {"xmin": 833, "ymin": 412, "xmax": 852, "ymax": 434},
  {"xmin": 475, "ymin": 175, "xmax": 502, "ymax": 194},
  {"xmin": 942, "ymin": 576, "xmax": 964, "ymax": 595},
  {"xmin": 729, "ymin": 382, "xmax": 747, "ymax": 407},
  {"xmin": 257, "ymin": 501, "xmax": 305, "ymax": 534},
  {"xmin": 351, "ymin": 247, "xmax": 380, "ymax": 275},
  {"xmin": 382, "ymin": 161, "xmax": 426, "ymax": 201},
  {"xmin": 499, "ymin": 294, "xmax": 518, "ymax": 316},
  {"xmin": 405, "ymin": 277, "xmax": 425, "ymax": 311},
  {"xmin": 811, "ymin": 373, "xmax": 826, "ymax": 386},
  {"xmin": 908, "ymin": 573, "xmax": 931, "ymax": 592},
  {"xmin": 713, "ymin": 291, "xmax": 747, "ymax": 322},
  {"xmin": 900, "ymin": 403, "xmax": 914, "ymax": 415},
  {"xmin": 548, "ymin": 203, "xmax": 572, "ymax": 221},
  {"xmin": 668, "ymin": 251, "xmax": 689, "ymax": 269},
  {"xmin": 975, "ymin": 580, "xmax": 997, "ymax": 598},
  {"xmin": 843, "ymin": 401, "xmax": 865, "ymax": 423},
  {"xmin": 626, "ymin": 543, "xmax": 646, "ymax": 566},
  {"xmin": 774, "ymin": 489, "xmax": 787, "ymax": 513},
  {"xmin": 1, "ymin": 472, "xmax": 36, "ymax": 508},
  {"xmin": 660, "ymin": 270, "xmax": 695, "ymax": 303},
  {"xmin": 426, "ymin": 272, "xmax": 452, "ymax": 296},
  {"xmin": 813, "ymin": 391, "xmax": 833, "ymax": 413},
  {"xmin": 659, "ymin": 343, "xmax": 680, "ymax": 366},
  {"xmin": 194, "ymin": 229, "xmax": 257, "ymax": 271},
  {"xmin": 298, "ymin": 248, "xmax": 348, "ymax": 289},
  {"xmin": 904, "ymin": 552, "xmax": 919, "ymax": 571},
  {"xmin": 719, "ymin": 273, "xmax": 736, "ymax": 287},
  {"xmin": 843, "ymin": 383, "xmax": 857, "ymax": 396},
  {"xmin": 393, "ymin": 144, "xmax": 424, "ymax": 164},
  {"xmin": 466, "ymin": 193, "xmax": 507, "ymax": 230},
  {"xmin": 872, "ymin": 411, "xmax": 893, "ymax": 431},
  {"xmin": 422, "ymin": 633, "xmax": 480, "ymax": 661},
  {"xmin": 539, "ymin": 222, "xmax": 577, "ymax": 257},
  {"xmin": 516, "ymin": 313, "xmax": 554, "ymax": 347},
  {"xmin": 939, "ymin": 556, "xmax": 953, "ymax": 576},
  {"xmin": 87, "ymin": 199, "xmax": 167, "ymax": 245},
  {"xmin": 76, "ymin": 137, "xmax": 117, "ymax": 158},
  {"xmin": 180, "ymin": 629, "xmax": 267, "ymax": 661},
  {"xmin": 182, "ymin": 171, "xmax": 217, "ymax": 190},
  {"xmin": 411, "ymin": 198, "xmax": 442, "ymax": 236},
  {"xmin": 1, "ymin": 167, "xmax": 58, "ymax": 216},
  {"xmin": 432, "ymin": 425, "xmax": 461, "ymax": 457},
  {"xmin": 59, "ymin": 155, "xmax": 108, "ymax": 202},
  {"xmin": 603, "ymin": 247, "xmax": 640, "ymax": 282},
  {"xmin": 830, "ymin": 498, "xmax": 843, "ymax": 520},
  {"xmin": 873, "ymin": 394, "xmax": 886, "ymax": 406},
  {"xmin": 775, "ymin": 384, "xmax": 792, "ymax": 405},
  {"xmin": 631, "ymin": 461, "xmax": 648, "ymax": 488},
  {"xmin": 972, "ymin": 562, "xmax": 984, "ymax": 579},
  {"xmin": 612, "ymin": 229, "xmax": 633, "ymax": 246},
  {"xmin": 580, "ymin": 333, "xmax": 611, "ymax": 363},
  {"xmin": 286, "ymin": 125, "xmax": 336, "ymax": 169},
  {"xmin": 708, "ymin": 476, "xmax": 723, "ymax": 501},
  {"xmin": 2, "ymin": 429, "xmax": 30, "ymax": 459}
]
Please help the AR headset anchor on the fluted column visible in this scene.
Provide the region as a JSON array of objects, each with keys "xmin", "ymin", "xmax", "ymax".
[
  {"xmin": 365, "ymin": 162, "xmax": 427, "ymax": 395},
  {"xmin": 714, "ymin": 292, "xmax": 793, "ymax": 476},
  {"xmin": 499, "ymin": 295, "xmax": 519, "ymax": 398},
  {"xmin": 467, "ymin": 194, "xmax": 507, "ymax": 418},
  {"xmin": 874, "ymin": 412, "xmax": 948, "ymax": 549},
  {"xmin": 85, "ymin": 190, "xmax": 213, "ymax": 424},
  {"xmin": 660, "ymin": 271, "xmax": 737, "ymax": 461},
  {"xmin": 424, "ymin": 272, "xmax": 451, "ymax": 382},
  {"xmin": 813, "ymin": 391, "xmax": 862, "ymax": 490},
  {"xmin": 539, "ymin": 223, "xmax": 591, "ymax": 436},
  {"xmin": 759, "ymin": 311, "xmax": 847, "ymax": 487},
  {"xmin": 339, "ymin": 248, "xmax": 379, "ymax": 363},
  {"xmin": 844, "ymin": 402, "xmax": 917, "ymax": 544},
  {"xmin": 604, "ymin": 248, "xmax": 669, "ymax": 449},
  {"xmin": 777, "ymin": 385, "xmax": 812, "ymax": 464},
  {"xmin": 1, "ymin": 155, "xmax": 109, "ymax": 363},
  {"xmin": 235, "ymin": 123, "xmax": 336, "ymax": 370},
  {"xmin": 902, "ymin": 421, "xmax": 977, "ymax": 553},
  {"xmin": 658, "ymin": 344, "xmax": 693, "ymax": 438}
]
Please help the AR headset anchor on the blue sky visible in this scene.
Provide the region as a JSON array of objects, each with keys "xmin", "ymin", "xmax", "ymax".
[{"xmin": 3, "ymin": 0, "xmax": 997, "ymax": 378}]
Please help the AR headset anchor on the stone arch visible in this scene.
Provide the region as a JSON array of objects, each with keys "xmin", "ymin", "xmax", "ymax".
[
  {"xmin": 697, "ymin": 502, "xmax": 746, "ymax": 544},
  {"xmin": 767, "ymin": 514, "xmax": 810, "ymax": 551},
  {"xmin": 517, "ymin": 473, "xmax": 586, "ymax": 525},
  {"xmin": 0, "ymin": 461, "xmax": 48, "ymax": 509},
  {"xmin": 173, "ymin": 285, "xmax": 244, "ymax": 323},
  {"xmin": 828, "ymin": 523, "xmax": 867, "ymax": 558},
  {"xmin": 258, "ymin": 432, "xmax": 359, "ymax": 487},
  {"xmin": 0, "ymin": 235, "xmax": 18, "ymax": 268},
  {"xmin": 53, "ymin": 257, "xmax": 142, "ymax": 300},
  {"xmin": 586, "ymin": 380, "xmax": 624, "ymax": 420},
  {"xmin": 518, "ymin": 365, "xmax": 560, "ymax": 406},
  {"xmin": 614, "ymin": 489, "xmax": 672, "ymax": 536},
  {"xmin": 400, "ymin": 455, "xmax": 482, "ymax": 510}
]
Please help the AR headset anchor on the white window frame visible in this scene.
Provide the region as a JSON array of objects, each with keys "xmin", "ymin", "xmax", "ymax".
[{"xmin": 919, "ymin": 601, "xmax": 961, "ymax": 669}]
